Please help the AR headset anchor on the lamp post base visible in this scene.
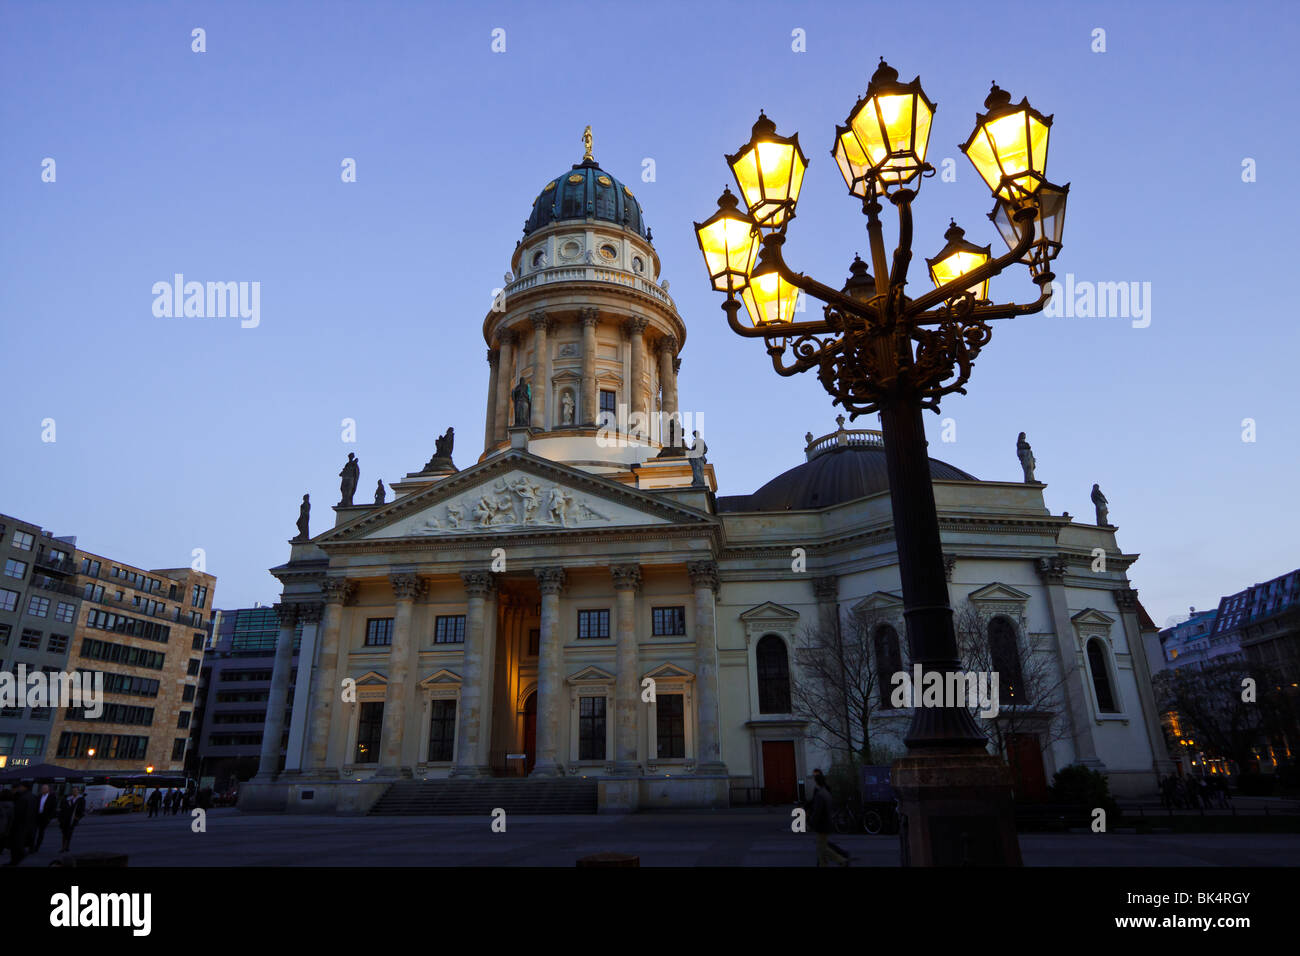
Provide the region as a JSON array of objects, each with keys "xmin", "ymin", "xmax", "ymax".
[{"xmin": 892, "ymin": 752, "xmax": 1023, "ymax": 866}]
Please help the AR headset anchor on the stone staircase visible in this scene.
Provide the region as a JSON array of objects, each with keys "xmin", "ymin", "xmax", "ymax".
[{"xmin": 368, "ymin": 778, "xmax": 599, "ymax": 815}]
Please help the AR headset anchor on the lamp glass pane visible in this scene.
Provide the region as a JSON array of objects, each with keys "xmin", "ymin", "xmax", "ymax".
[
  {"xmin": 965, "ymin": 126, "xmax": 1002, "ymax": 194},
  {"xmin": 834, "ymin": 129, "xmax": 870, "ymax": 195},
  {"xmin": 741, "ymin": 272, "xmax": 801, "ymax": 326},
  {"xmin": 730, "ymin": 148, "xmax": 763, "ymax": 213},
  {"xmin": 930, "ymin": 250, "xmax": 990, "ymax": 300}
]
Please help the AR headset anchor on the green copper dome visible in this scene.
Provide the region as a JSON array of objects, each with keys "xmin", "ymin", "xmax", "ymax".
[{"xmin": 523, "ymin": 158, "xmax": 650, "ymax": 240}]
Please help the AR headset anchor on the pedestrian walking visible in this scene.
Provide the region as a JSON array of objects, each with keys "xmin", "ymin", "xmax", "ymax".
[
  {"xmin": 809, "ymin": 769, "xmax": 850, "ymax": 867},
  {"xmin": 57, "ymin": 787, "xmax": 87, "ymax": 853},
  {"xmin": 146, "ymin": 787, "xmax": 162, "ymax": 818},
  {"xmin": 33, "ymin": 783, "xmax": 57, "ymax": 852},
  {"xmin": 5, "ymin": 782, "xmax": 38, "ymax": 866}
]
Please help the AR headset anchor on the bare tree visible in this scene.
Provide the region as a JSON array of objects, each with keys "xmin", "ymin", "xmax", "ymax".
[
  {"xmin": 951, "ymin": 602, "xmax": 1071, "ymax": 789},
  {"xmin": 1153, "ymin": 655, "xmax": 1273, "ymax": 773},
  {"xmin": 789, "ymin": 607, "xmax": 909, "ymax": 768}
]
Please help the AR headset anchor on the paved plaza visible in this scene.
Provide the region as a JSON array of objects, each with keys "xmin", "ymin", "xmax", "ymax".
[{"xmin": 10, "ymin": 809, "xmax": 1297, "ymax": 867}]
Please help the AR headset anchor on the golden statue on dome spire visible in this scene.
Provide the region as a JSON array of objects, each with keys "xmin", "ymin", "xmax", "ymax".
[{"xmin": 582, "ymin": 125, "xmax": 593, "ymax": 161}]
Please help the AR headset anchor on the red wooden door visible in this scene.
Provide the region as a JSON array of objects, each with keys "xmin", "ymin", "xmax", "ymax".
[
  {"xmin": 1006, "ymin": 733, "xmax": 1048, "ymax": 801},
  {"xmin": 523, "ymin": 692, "xmax": 537, "ymax": 775},
  {"xmin": 762, "ymin": 741, "xmax": 797, "ymax": 803}
]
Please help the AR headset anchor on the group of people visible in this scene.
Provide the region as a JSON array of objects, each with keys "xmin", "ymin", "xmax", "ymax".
[
  {"xmin": 1159, "ymin": 773, "xmax": 1232, "ymax": 810},
  {"xmin": 0, "ymin": 783, "xmax": 87, "ymax": 866},
  {"xmin": 146, "ymin": 787, "xmax": 190, "ymax": 817}
]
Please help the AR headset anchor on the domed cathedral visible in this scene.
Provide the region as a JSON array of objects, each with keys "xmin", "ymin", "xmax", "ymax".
[{"xmin": 243, "ymin": 132, "xmax": 1172, "ymax": 815}]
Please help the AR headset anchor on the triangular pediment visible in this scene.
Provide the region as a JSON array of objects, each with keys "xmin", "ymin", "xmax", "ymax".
[
  {"xmin": 319, "ymin": 450, "xmax": 715, "ymax": 543},
  {"xmin": 853, "ymin": 591, "xmax": 904, "ymax": 613},
  {"xmin": 566, "ymin": 664, "xmax": 616, "ymax": 684},
  {"xmin": 739, "ymin": 601, "xmax": 801, "ymax": 623},
  {"xmin": 355, "ymin": 670, "xmax": 387, "ymax": 686},
  {"xmin": 969, "ymin": 582, "xmax": 1032, "ymax": 604},
  {"xmin": 643, "ymin": 661, "xmax": 694, "ymax": 681},
  {"xmin": 1071, "ymin": 608, "xmax": 1115, "ymax": 627},
  {"xmin": 418, "ymin": 668, "xmax": 462, "ymax": 687}
]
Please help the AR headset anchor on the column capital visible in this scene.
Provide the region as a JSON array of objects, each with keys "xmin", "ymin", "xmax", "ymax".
[
  {"xmin": 461, "ymin": 569, "xmax": 496, "ymax": 597},
  {"xmin": 1035, "ymin": 555, "xmax": 1069, "ymax": 582},
  {"xmin": 624, "ymin": 316, "xmax": 649, "ymax": 336},
  {"xmin": 657, "ymin": 334, "xmax": 678, "ymax": 355},
  {"xmin": 579, "ymin": 307, "xmax": 600, "ymax": 328},
  {"xmin": 321, "ymin": 578, "xmax": 356, "ymax": 606},
  {"xmin": 812, "ymin": 575, "xmax": 838, "ymax": 601},
  {"xmin": 273, "ymin": 602, "xmax": 298, "ymax": 627},
  {"xmin": 1114, "ymin": 587, "xmax": 1140, "ymax": 612},
  {"xmin": 535, "ymin": 566, "xmax": 567, "ymax": 595},
  {"xmin": 611, "ymin": 564, "xmax": 642, "ymax": 592},
  {"xmin": 531, "ymin": 309, "xmax": 552, "ymax": 331},
  {"xmin": 687, "ymin": 560, "xmax": 719, "ymax": 593},
  {"xmin": 498, "ymin": 328, "xmax": 518, "ymax": 348},
  {"xmin": 297, "ymin": 602, "xmax": 324, "ymax": 624},
  {"xmin": 487, "ymin": 347, "xmax": 499, "ymax": 367},
  {"xmin": 390, "ymin": 573, "xmax": 427, "ymax": 601}
]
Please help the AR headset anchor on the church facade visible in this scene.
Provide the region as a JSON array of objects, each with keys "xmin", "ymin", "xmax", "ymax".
[{"xmin": 241, "ymin": 145, "xmax": 1172, "ymax": 814}]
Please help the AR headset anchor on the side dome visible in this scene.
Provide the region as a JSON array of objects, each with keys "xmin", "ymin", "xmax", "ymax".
[
  {"xmin": 524, "ymin": 158, "xmax": 649, "ymax": 239},
  {"xmin": 718, "ymin": 427, "xmax": 977, "ymax": 512}
]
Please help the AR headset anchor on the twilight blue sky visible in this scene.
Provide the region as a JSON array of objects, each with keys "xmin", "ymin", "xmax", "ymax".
[{"xmin": 1, "ymin": 1, "xmax": 1296, "ymax": 622}]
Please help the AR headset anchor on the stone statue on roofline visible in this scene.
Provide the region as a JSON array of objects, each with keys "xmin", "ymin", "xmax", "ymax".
[{"xmin": 1017, "ymin": 432, "xmax": 1037, "ymax": 482}]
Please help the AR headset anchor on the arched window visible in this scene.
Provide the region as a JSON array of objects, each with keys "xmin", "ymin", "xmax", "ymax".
[
  {"xmin": 756, "ymin": 634, "xmax": 791, "ymax": 714},
  {"xmin": 1087, "ymin": 638, "xmax": 1118, "ymax": 713},
  {"xmin": 988, "ymin": 616, "xmax": 1025, "ymax": 704},
  {"xmin": 873, "ymin": 625, "xmax": 904, "ymax": 710}
]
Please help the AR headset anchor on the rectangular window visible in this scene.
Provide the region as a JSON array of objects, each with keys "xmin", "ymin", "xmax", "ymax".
[
  {"xmin": 80, "ymin": 558, "xmax": 101, "ymax": 576},
  {"xmin": 192, "ymin": 633, "xmax": 205, "ymax": 650},
  {"xmin": 0, "ymin": 623, "xmax": 10, "ymax": 645},
  {"xmin": 577, "ymin": 609, "xmax": 610, "ymax": 639},
  {"xmin": 11, "ymin": 530, "xmax": 34, "ymax": 551},
  {"xmin": 365, "ymin": 618, "xmax": 394, "ymax": 647},
  {"xmin": 21, "ymin": 735, "xmax": 44, "ymax": 756},
  {"xmin": 652, "ymin": 606, "xmax": 686, "ymax": 636},
  {"xmin": 26, "ymin": 595, "xmax": 50, "ymax": 617},
  {"xmin": 47, "ymin": 633, "xmax": 69, "ymax": 654},
  {"xmin": 177, "ymin": 711, "xmax": 191, "ymax": 729},
  {"xmin": 187, "ymin": 658, "xmax": 201, "ymax": 676},
  {"xmin": 598, "ymin": 389, "xmax": 617, "ymax": 425},
  {"xmin": 172, "ymin": 739, "xmax": 187, "ymax": 760},
  {"xmin": 19, "ymin": 628, "xmax": 42, "ymax": 649},
  {"xmin": 4, "ymin": 559, "xmax": 28, "ymax": 580},
  {"xmin": 355, "ymin": 701, "xmax": 384, "ymax": 763},
  {"xmin": 434, "ymin": 615, "xmax": 465, "ymax": 644},
  {"xmin": 578, "ymin": 696, "xmax": 607, "ymax": 760},
  {"xmin": 428, "ymin": 698, "xmax": 457, "ymax": 761},
  {"xmin": 0, "ymin": 733, "xmax": 14, "ymax": 754},
  {"xmin": 182, "ymin": 684, "xmax": 196, "ymax": 702},
  {"xmin": 55, "ymin": 602, "xmax": 75, "ymax": 623},
  {"xmin": 656, "ymin": 694, "xmax": 685, "ymax": 759},
  {"xmin": 0, "ymin": 588, "xmax": 18, "ymax": 612},
  {"xmin": 191, "ymin": 585, "xmax": 208, "ymax": 608}
]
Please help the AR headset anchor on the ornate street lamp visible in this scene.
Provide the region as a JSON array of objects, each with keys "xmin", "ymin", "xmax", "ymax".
[{"xmin": 696, "ymin": 60, "xmax": 1065, "ymax": 866}]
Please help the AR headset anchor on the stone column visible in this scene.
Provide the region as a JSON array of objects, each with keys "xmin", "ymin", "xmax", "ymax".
[
  {"xmin": 625, "ymin": 316, "xmax": 649, "ymax": 420},
  {"xmin": 283, "ymin": 602, "xmax": 321, "ymax": 773},
  {"xmin": 657, "ymin": 335, "xmax": 679, "ymax": 446},
  {"xmin": 494, "ymin": 330, "xmax": 515, "ymax": 439},
  {"xmin": 812, "ymin": 575, "xmax": 839, "ymax": 635},
  {"xmin": 612, "ymin": 564, "xmax": 642, "ymax": 774},
  {"xmin": 579, "ymin": 307, "xmax": 599, "ymax": 426},
  {"xmin": 476, "ymin": 584, "xmax": 501, "ymax": 770},
  {"xmin": 254, "ymin": 602, "xmax": 298, "ymax": 780},
  {"xmin": 688, "ymin": 560, "xmax": 726, "ymax": 773},
  {"xmin": 452, "ymin": 570, "xmax": 495, "ymax": 777},
  {"xmin": 307, "ymin": 579, "xmax": 355, "ymax": 776},
  {"xmin": 1115, "ymin": 586, "xmax": 1177, "ymax": 776},
  {"xmin": 530, "ymin": 310, "xmax": 550, "ymax": 429},
  {"xmin": 376, "ymin": 573, "xmax": 426, "ymax": 777},
  {"xmin": 531, "ymin": 567, "xmax": 567, "ymax": 776},
  {"xmin": 1036, "ymin": 556, "xmax": 1103, "ymax": 767},
  {"xmin": 483, "ymin": 347, "xmax": 500, "ymax": 452}
]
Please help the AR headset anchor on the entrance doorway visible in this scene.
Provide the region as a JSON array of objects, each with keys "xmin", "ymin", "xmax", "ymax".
[
  {"xmin": 1006, "ymin": 733, "xmax": 1048, "ymax": 801},
  {"xmin": 523, "ymin": 692, "xmax": 537, "ymax": 775},
  {"xmin": 761, "ymin": 740, "xmax": 797, "ymax": 804}
]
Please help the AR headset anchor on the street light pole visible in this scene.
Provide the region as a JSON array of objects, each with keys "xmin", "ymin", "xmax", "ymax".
[{"xmin": 696, "ymin": 59, "xmax": 1069, "ymax": 865}]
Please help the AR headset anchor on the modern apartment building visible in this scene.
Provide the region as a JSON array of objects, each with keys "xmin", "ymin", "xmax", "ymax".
[{"xmin": 0, "ymin": 513, "xmax": 81, "ymax": 767}]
